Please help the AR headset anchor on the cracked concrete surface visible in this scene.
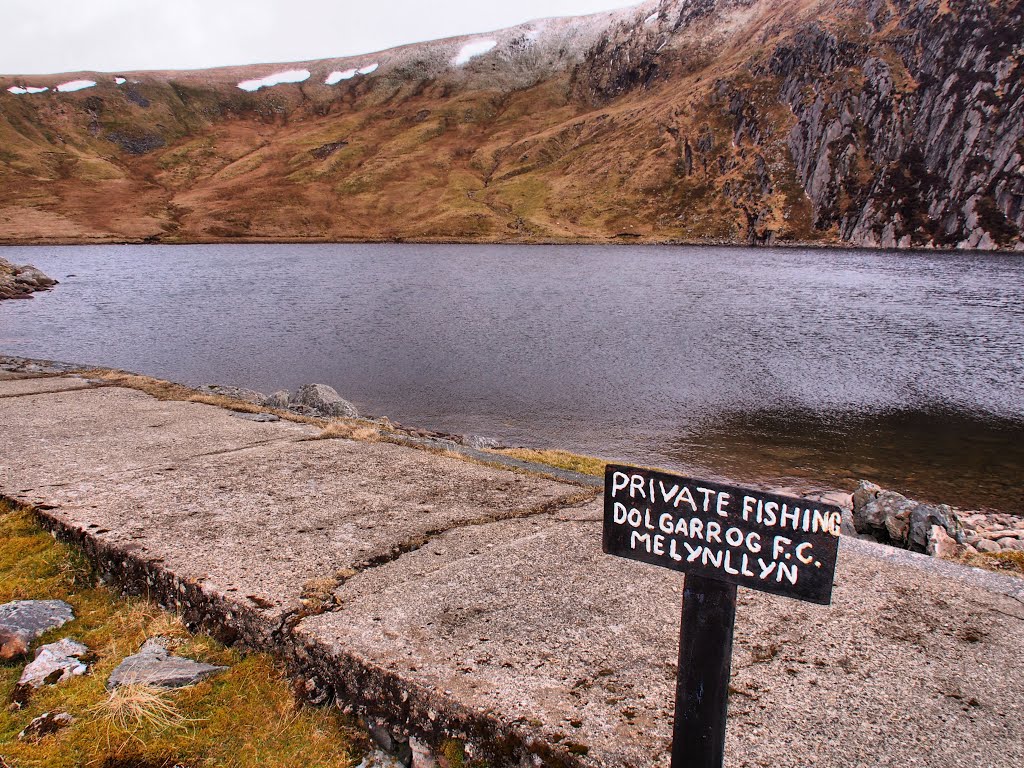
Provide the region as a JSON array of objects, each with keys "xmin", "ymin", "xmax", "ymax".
[{"xmin": 2, "ymin": 374, "xmax": 1023, "ymax": 767}]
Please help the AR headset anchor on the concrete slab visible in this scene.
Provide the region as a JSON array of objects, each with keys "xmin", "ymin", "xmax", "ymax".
[
  {"xmin": 3, "ymin": 373, "xmax": 1023, "ymax": 768},
  {"xmin": 5, "ymin": 411, "xmax": 587, "ymax": 638},
  {"xmin": 303, "ymin": 500, "xmax": 1024, "ymax": 768},
  {"xmin": 0, "ymin": 375, "xmax": 96, "ymax": 397},
  {"xmin": 0, "ymin": 386, "xmax": 317, "ymax": 495}
]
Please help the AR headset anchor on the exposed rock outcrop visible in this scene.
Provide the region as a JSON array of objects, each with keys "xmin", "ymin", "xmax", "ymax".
[
  {"xmin": 17, "ymin": 711, "xmax": 74, "ymax": 742},
  {"xmin": 852, "ymin": 480, "xmax": 1024, "ymax": 558},
  {"xmin": 768, "ymin": 0, "xmax": 1024, "ymax": 249},
  {"xmin": 0, "ymin": 258, "xmax": 57, "ymax": 299},
  {"xmin": 852, "ymin": 480, "xmax": 965, "ymax": 551}
]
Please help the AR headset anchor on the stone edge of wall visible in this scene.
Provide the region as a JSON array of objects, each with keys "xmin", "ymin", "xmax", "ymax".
[{"xmin": 19, "ymin": 500, "xmax": 590, "ymax": 768}]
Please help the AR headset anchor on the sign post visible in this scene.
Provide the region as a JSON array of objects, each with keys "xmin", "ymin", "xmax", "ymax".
[{"xmin": 602, "ymin": 464, "xmax": 841, "ymax": 768}]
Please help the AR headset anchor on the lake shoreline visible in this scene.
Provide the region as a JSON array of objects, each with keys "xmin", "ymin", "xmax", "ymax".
[
  {"xmin": 3, "ymin": 233, "xmax": 1024, "ymax": 254},
  {"xmin": 3, "ymin": 242, "xmax": 1022, "ymax": 516},
  {"xmin": 3, "ymin": 353, "xmax": 1022, "ymax": 573},
  {"xmin": 2, "ymin": 357, "xmax": 1023, "ymax": 768}
]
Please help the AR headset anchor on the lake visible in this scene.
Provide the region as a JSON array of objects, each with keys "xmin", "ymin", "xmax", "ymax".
[{"xmin": 2, "ymin": 242, "xmax": 1022, "ymax": 512}]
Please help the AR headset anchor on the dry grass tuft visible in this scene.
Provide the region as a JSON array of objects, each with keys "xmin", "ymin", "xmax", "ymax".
[
  {"xmin": 315, "ymin": 421, "xmax": 381, "ymax": 442},
  {"xmin": 78, "ymin": 368, "xmax": 324, "ymax": 426},
  {"xmin": 93, "ymin": 684, "xmax": 191, "ymax": 735},
  {"xmin": 958, "ymin": 549, "xmax": 1024, "ymax": 577},
  {"xmin": 188, "ymin": 393, "xmax": 265, "ymax": 413}
]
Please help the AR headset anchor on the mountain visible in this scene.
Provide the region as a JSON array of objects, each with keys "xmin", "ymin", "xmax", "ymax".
[{"xmin": 1, "ymin": 0, "xmax": 1021, "ymax": 250}]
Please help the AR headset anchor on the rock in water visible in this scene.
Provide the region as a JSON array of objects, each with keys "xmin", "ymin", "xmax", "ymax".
[
  {"xmin": 0, "ymin": 600, "xmax": 75, "ymax": 660},
  {"xmin": 292, "ymin": 383, "xmax": 359, "ymax": 418},
  {"xmin": 18, "ymin": 711, "xmax": 74, "ymax": 742},
  {"xmin": 15, "ymin": 638, "xmax": 89, "ymax": 700},
  {"xmin": 463, "ymin": 434, "xmax": 501, "ymax": 451},
  {"xmin": 107, "ymin": 637, "xmax": 226, "ymax": 690},
  {"xmin": 0, "ymin": 257, "xmax": 58, "ymax": 300}
]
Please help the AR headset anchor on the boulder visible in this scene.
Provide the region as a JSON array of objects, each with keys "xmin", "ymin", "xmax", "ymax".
[
  {"xmin": 410, "ymin": 736, "xmax": 438, "ymax": 768},
  {"xmin": 851, "ymin": 481, "xmax": 964, "ymax": 552},
  {"xmin": 264, "ymin": 390, "xmax": 291, "ymax": 409},
  {"xmin": 462, "ymin": 434, "xmax": 501, "ymax": 451},
  {"xmin": 106, "ymin": 637, "xmax": 226, "ymax": 690},
  {"xmin": 997, "ymin": 537, "xmax": 1024, "ymax": 552},
  {"xmin": 926, "ymin": 525, "xmax": 960, "ymax": 559},
  {"xmin": 0, "ymin": 257, "xmax": 58, "ymax": 300},
  {"xmin": 0, "ymin": 600, "xmax": 75, "ymax": 660},
  {"xmin": 291, "ymin": 383, "xmax": 359, "ymax": 418},
  {"xmin": 18, "ymin": 711, "xmax": 74, "ymax": 742},
  {"xmin": 975, "ymin": 538, "xmax": 1001, "ymax": 553},
  {"xmin": 15, "ymin": 638, "xmax": 89, "ymax": 700}
]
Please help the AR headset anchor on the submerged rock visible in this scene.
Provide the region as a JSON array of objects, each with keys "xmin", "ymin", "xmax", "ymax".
[
  {"xmin": 0, "ymin": 600, "xmax": 75, "ymax": 660},
  {"xmin": 107, "ymin": 637, "xmax": 226, "ymax": 690}
]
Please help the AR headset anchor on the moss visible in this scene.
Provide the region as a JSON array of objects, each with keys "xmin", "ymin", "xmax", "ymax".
[
  {"xmin": 0, "ymin": 499, "xmax": 362, "ymax": 767},
  {"xmin": 439, "ymin": 738, "xmax": 468, "ymax": 768},
  {"xmin": 493, "ymin": 448, "xmax": 606, "ymax": 477}
]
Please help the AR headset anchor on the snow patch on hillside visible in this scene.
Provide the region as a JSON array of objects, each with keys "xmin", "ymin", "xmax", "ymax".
[
  {"xmin": 114, "ymin": 77, "xmax": 126, "ymax": 84},
  {"xmin": 357, "ymin": 63, "xmax": 378, "ymax": 75},
  {"xmin": 325, "ymin": 69, "xmax": 357, "ymax": 84},
  {"xmin": 453, "ymin": 40, "xmax": 497, "ymax": 66},
  {"xmin": 237, "ymin": 69, "xmax": 311, "ymax": 92},
  {"xmin": 7, "ymin": 86, "xmax": 48, "ymax": 95},
  {"xmin": 56, "ymin": 80, "xmax": 96, "ymax": 92}
]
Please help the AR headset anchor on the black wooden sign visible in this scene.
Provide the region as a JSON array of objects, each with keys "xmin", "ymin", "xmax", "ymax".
[
  {"xmin": 603, "ymin": 464, "xmax": 841, "ymax": 604},
  {"xmin": 603, "ymin": 464, "xmax": 842, "ymax": 768}
]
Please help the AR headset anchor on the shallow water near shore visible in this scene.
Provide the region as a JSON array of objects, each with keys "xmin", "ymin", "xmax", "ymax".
[{"xmin": 2, "ymin": 242, "xmax": 1023, "ymax": 512}]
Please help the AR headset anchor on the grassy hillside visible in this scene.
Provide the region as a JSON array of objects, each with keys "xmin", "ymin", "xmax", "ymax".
[{"xmin": 1, "ymin": 0, "xmax": 1021, "ymax": 249}]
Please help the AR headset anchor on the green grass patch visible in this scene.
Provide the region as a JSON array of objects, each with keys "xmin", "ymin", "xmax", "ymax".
[
  {"xmin": 0, "ymin": 499, "xmax": 364, "ymax": 767},
  {"xmin": 494, "ymin": 448, "xmax": 606, "ymax": 478}
]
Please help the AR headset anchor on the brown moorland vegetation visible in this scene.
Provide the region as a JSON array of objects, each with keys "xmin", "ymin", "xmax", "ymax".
[{"xmin": 1, "ymin": 0, "xmax": 1021, "ymax": 250}]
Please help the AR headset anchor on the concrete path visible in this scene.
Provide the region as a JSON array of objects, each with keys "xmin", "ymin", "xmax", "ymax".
[{"xmin": 1, "ymin": 373, "xmax": 1023, "ymax": 768}]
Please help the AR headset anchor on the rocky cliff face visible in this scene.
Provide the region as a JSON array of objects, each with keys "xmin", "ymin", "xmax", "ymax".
[
  {"xmin": 0, "ymin": 0, "xmax": 1020, "ymax": 249},
  {"xmin": 768, "ymin": 0, "xmax": 1024, "ymax": 249}
]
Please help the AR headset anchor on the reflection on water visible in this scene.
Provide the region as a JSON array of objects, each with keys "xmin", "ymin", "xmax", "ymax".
[
  {"xmin": 1, "ymin": 242, "xmax": 1022, "ymax": 512},
  {"xmin": 666, "ymin": 408, "xmax": 1024, "ymax": 511}
]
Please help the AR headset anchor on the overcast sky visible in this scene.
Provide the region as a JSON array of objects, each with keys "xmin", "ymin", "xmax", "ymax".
[{"xmin": 1, "ymin": 0, "xmax": 646, "ymax": 75}]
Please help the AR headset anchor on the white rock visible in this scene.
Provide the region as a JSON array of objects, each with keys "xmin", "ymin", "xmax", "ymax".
[{"xmin": 17, "ymin": 638, "xmax": 89, "ymax": 692}]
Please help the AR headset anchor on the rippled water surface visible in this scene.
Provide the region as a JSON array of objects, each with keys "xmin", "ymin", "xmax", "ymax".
[{"xmin": 3, "ymin": 243, "xmax": 1023, "ymax": 511}]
